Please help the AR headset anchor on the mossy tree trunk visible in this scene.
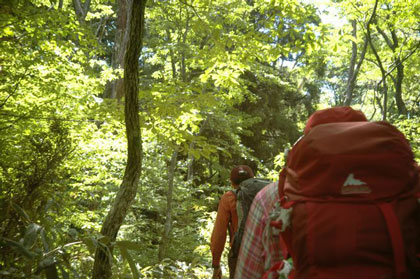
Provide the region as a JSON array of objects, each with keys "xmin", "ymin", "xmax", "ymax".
[{"xmin": 92, "ymin": 1, "xmax": 147, "ymax": 278}]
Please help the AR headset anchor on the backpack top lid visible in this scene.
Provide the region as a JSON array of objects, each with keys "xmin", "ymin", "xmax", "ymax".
[
  {"xmin": 304, "ymin": 106, "xmax": 367, "ymax": 135},
  {"xmin": 284, "ymin": 107, "xmax": 419, "ymax": 201}
]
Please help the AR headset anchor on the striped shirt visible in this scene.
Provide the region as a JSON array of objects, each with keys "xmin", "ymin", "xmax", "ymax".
[{"xmin": 234, "ymin": 182, "xmax": 283, "ymax": 279}]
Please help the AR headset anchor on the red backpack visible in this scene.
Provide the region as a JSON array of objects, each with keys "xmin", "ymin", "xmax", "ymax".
[{"xmin": 267, "ymin": 121, "xmax": 420, "ymax": 279}]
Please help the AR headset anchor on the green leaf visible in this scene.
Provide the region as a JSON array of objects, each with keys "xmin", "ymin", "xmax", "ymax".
[
  {"xmin": 38, "ymin": 257, "xmax": 56, "ymax": 270},
  {"xmin": 342, "ymin": 34, "xmax": 357, "ymax": 44},
  {"xmin": 119, "ymin": 247, "xmax": 139, "ymax": 279},
  {"xmin": 82, "ymin": 236, "xmax": 97, "ymax": 255},
  {"xmin": 116, "ymin": 240, "xmax": 143, "ymax": 252},
  {"xmin": 58, "ymin": 265, "xmax": 70, "ymax": 279},
  {"xmin": 3, "ymin": 27, "xmax": 14, "ymax": 36},
  {"xmin": 40, "ymin": 228, "xmax": 49, "ymax": 251},
  {"xmin": 189, "ymin": 149, "xmax": 201, "ymax": 160},
  {"xmin": 23, "ymin": 223, "xmax": 42, "ymax": 248},
  {"xmin": 98, "ymin": 235, "xmax": 111, "ymax": 245},
  {"xmin": 11, "ymin": 202, "xmax": 31, "ymax": 223},
  {"xmin": 0, "ymin": 237, "xmax": 37, "ymax": 259}
]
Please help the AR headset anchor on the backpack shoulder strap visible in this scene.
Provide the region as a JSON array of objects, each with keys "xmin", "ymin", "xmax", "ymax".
[{"xmin": 378, "ymin": 203, "xmax": 408, "ymax": 279}]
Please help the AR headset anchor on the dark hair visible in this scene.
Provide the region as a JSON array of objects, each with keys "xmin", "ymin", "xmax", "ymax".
[{"xmin": 230, "ymin": 165, "xmax": 254, "ymax": 185}]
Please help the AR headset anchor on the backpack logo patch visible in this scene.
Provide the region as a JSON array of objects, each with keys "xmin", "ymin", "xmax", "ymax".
[{"xmin": 341, "ymin": 173, "xmax": 371, "ymax": 194}]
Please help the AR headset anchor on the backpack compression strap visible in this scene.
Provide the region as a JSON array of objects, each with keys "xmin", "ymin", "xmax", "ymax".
[{"xmin": 378, "ymin": 203, "xmax": 408, "ymax": 279}]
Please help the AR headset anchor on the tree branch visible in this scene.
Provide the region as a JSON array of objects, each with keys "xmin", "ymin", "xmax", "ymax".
[
  {"xmin": 376, "ymin": 25, "xmax": 394, "ymax": 50},
  {"xmin": 179, "ymin": 0, "xmax": 203, "ymax": 22}
]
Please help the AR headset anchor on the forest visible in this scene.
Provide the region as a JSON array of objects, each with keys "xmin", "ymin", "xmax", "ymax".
[{"xmin": 0, "ymin": 0, "xmax": 419, "ymax": 278}]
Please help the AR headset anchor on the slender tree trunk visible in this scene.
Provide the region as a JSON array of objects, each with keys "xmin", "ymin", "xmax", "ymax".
[
  {"xmin": 166, "ymin": 29, "xmax": 177, "ymax": 79},
  {"xmin": 394, "ymin": 58, "xmax": 406, "ymax": 115},
  {"xmin": 186, "ymin": 115, "xmax": 210, "ymax": 182},
  {"xmin": 390, "ymin": 28, "xmax": 407, "ymax": 115},
  {"xmin": 344, "ymin": 20, "xmax": 357, "ymax": 106},
  {"xmin": 366, "ymin": 0, "xmax": 388, "ymax": 120},
  {"xmin": 376, "ymin": 27, "xmax": 407, "ymax": 116},
  {"xmin": 104, "ymin": 0, "xmax": 133, "ymax": 99},
  {"xmin": 343, "ymin": 15, "xmax": 369, "ymax": 106},
  {"xmin": 158, "ymin": 150, "xmax": 178, "ymax": 261},
  {"xmin": 72, "ymin": 0, "xmax": 91, "ymax": 23},
  {"xmin": 180, "ymin": 13, "xmax": 190, "ymax": 83},
  {"xmin": 187, "ymin": 145, "xmax": 194, "ymax": 181},
  {"xmin": 92, "ymin": 1, "xmax": 147, "ymax": 278}
]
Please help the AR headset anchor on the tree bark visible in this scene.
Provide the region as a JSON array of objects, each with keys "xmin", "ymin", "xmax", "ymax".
[
  {"xmin": 366, "ymin": 0, "xmax": 388, "ymax": 120},
  {"xmin": 104, "ymin": 0, "xmax": 133, "ymax": 99},
  {"xmin": 92, "ymin": 1, "xmax": 147, "ymax": 278},
  {"xmin": 166, "ymin": 29, "xmax": 177, "ymax": 79},
  {"xmin": 187, "ymin": 144, "xmax": 194, "ymax": 181},
  {"xmin": 343, "ymin": 20, "xmax": 358, "ymax": 106},
  {"xmin": 343, "ymin": 16, "xmax": 369, "ymax": 106},
  {"xmin": 72, "ymin": 0, "xmax": 91, "ymax": 23},
  {"xmin": 376, "ymin": 26, "xmax": 407, "ymax": 115},
  {"xmin": 394, "ymin": 56, "xmax": 406, "ymax": 115},
  {"xmin": 158, "ymin": 150, "xmax": 178, "ymax": 261}
]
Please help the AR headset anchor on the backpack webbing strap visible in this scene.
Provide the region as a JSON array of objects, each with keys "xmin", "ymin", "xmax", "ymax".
[
  {"xmin": 278, "ymin": 168, "xmax": 287, "ymax": 199},
  {"xmin": 280, "ymin": 235, "xmax": 289, "ymax": 260},
  {"xmin": 261, "ymin": 260, "xmax": 284, "ymax": 279},
  {"xmin": 378, "ymin": 203, "xmax": 408, "ymax": 279}
]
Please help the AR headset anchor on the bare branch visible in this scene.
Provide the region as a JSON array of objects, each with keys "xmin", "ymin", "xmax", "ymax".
[{"xmin": 179, "ymin": 0, "xmax": 203, "ymax": 22}]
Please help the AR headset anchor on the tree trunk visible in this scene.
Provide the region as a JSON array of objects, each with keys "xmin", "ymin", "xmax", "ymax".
[
  {"xmin": 376, "ymin": 27, "xmax": 407, "ymax": 116},
  {"xmin": 187, "ymin": 145, "xmax": 194, "ymax": 182},
  {"xmin": 72, "ymin": 0, "xmax": 91, "ymax": 23},
  {"xmin": 92, "ymin": 1, "xmax": 147, "ymax": 278},
  {"xmin": 394, "ymin": 58, "xmax": 407, "ymax": 115},
  {"xmin": 343, "ymin": 20, "xmax": 357, "ymax": 106},
  {"xmin": 366, "ymin": 0, "xmax": 388, "ymax": 120},
  {"xmin": 104, "ymin": 0, "xmax": 133, "ymax": 99},
  {"xmin": 158, "ymin": 150, "xmax": 178, "ymax": 261},
  {"xmin": 390, "ymin": 29, "xmax": 407, "ymax": 116},
  {"xmin": 166, "ymin": 29, "xmax": 177, "ymax": 79},
  {"xmin": 343, "ymin": 17, "xmax": 369, "ymax": 106}
]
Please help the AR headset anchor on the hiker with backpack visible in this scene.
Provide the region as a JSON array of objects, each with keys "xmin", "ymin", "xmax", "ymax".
[
  {"xmin": 211, "ymin": 165, "xmax": 271, "ymax": 279},
  {"xmin": 233, "ymin": 107, "xmax": 369, "ymax": 279},
  {"xmin": 256, "ymin": 106, "xmax": 420, "ymax": 279},
  {"xmin": 233, "ymin": 180, "xmax": 286, "ymax": 279}
]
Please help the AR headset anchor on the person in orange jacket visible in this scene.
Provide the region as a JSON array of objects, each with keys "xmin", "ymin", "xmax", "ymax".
[{"xmin": 210, "ymin": 165, "xmax": 254, "ymax": 279}]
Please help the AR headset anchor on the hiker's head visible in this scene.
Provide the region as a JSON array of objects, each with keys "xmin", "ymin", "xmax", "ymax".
[
  {"xmin": 304, "ymin": 106, "xmax": 367, "ymax": 135},
  {"xmin": 230, "ymin": 165, "xmax": 254, "ymax": 187}
]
